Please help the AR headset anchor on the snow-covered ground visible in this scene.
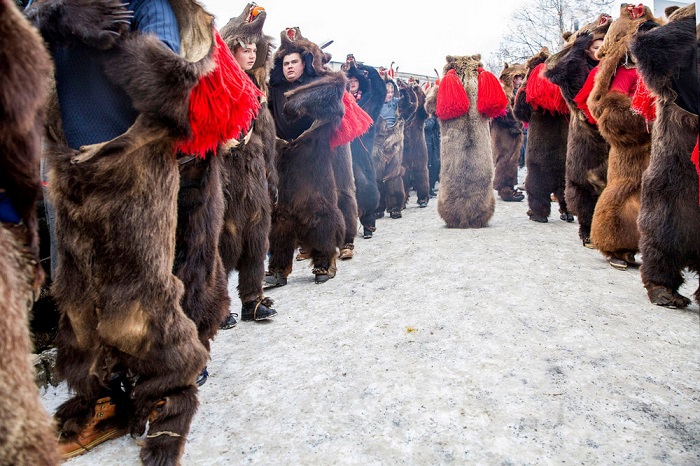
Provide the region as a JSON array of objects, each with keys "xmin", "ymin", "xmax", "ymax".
[{"xmin": 42, "ymin": 173, "xmax": 700, "ymax": 465}]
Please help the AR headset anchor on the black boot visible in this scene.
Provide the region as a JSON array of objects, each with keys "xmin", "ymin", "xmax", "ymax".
[
  {"xmin": 241, "ymin": 297, "xmax": 278, "ymax": 321},
  {"xmin": 219, "ymin": 312, "xmax": 238, "ymax": 330}
]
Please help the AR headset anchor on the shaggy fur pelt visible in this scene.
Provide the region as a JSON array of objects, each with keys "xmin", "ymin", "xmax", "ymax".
[
  {"xmin": 267, "ymin": 73, "xmax": 347, "ymax": 279},
  {"xmin": 333, "ymin": 143, "xmax": 359, "ymax": 249},
  {"xmin": 402, "ymin": 82, "xmax": 431, "ymax": 206},
  {"xmin": 436, "ymin": 54, "xmax": 495, "ymax": 228},
  {"xmin": 218, "ymin": 3, "xmax": 276, "ymax": 308},
  {"xmin": 0, "ymin": 1, "xmax": 58, "ymax": 464},
  {"xmin": 347, "ymin": 62, "xmax": 386, "ymax": 233},
  {"xmin": 586, "ymin": 5, "xmax": 661, "ymax": 265},
  {"xmin": 491, "ymin": 63, "xmax": 526, "ymax": 200},
  {"xmin": 28, "ymin": 1, "xmax": 222, "ymax": 463},
  {"xmin": 631, "ymin": 4, "xmax": 700, "ymax": 307},
  {"xmin": 373, "ymin": 80, "xmax": 416, "ymax": 218},
  {"xmin": 545, "ymin": 17, "xmax": 611, "ymax": 244},
  {"xmin": 513, "ymin": 49, "xmax": 570, "ymax": 223}
]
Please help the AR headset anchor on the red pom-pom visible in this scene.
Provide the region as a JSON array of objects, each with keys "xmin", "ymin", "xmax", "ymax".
[
  {"xmin": 175, "ymin": 30, "xmax": 264, "ymax": 157},
  {"xmin": 477, "ymin": 68, "xmax": 508, "ymax": 118},
  {"xmin": 692, "ymin": 137, "xmax": 699, "ymax": 205},
  {"xmin": 330, "ymin": 91, "xmax": 373, "ymax": 149},
  {"xmin": 631, "ymin": 75, "xmax": 656, "ymax": 121},
  {"xmin": 525, "ymin": 63, "xmax": 569, "ymax": 115},
  {"xmin": 574, "ymin": 66, "xmax": 599, "ymax": 124},
  {"xmin": 435, "ymin": 69, "xmax": 470, "ymax": 120}
]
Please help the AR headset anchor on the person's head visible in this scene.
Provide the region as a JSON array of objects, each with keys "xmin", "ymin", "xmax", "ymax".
[
  {"xmin": 513, "ymin": 75, "xmax": 523, "ymax": 90},
  {"xmin": 385, "ymin": 82, "xmax": 394, "ymax": 102},
  {"xmin": 348, "ymin": 76, "xmax": 360, "ymax": 94},
  {"xmin": 234, "ymin": 42, "xmax": 257, "ymax": 71},
  {"xmin": 282, "ymin": 52, "xmax": 304, "ymax": 82},
  {"xmin": 586, "ymin": 39, "xmax": 604, "ymax": 61}
]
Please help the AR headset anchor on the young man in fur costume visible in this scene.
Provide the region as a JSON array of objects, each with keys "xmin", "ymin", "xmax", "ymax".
[
  {"xmin": 586, "ymin": 4, "xmax": 662, "ymax": 270},
  {"xmin": 345, "ymin": 59, "xmax": 386, "ymax": 241},
  {"xmin": 491, "ymin": 62, "xmax": 526, "ymax": 203},
  {"xmin": 432, "ymin": 54, "xmax": 508, "ymax": 228},
  {"xmin": 545, "ymin": 14, "xmax": 612, "ymax": 248},
  {"xmin": 630, "ymin": 3, "xmax": 699, "ymax": 308},
  {"xmin": 265, "ymin": 28, "xmax": 352, "ymax": 285},
  {"xmin": 0, "ymin": 1, "xmax": 59, "ymax": 463},
  {"xmin": 513, "ymin": 48, "xmax": 572, "ymax": 224},
  {"xmin": 402, "ymin": 81, "xmax": 431, "ymax": 209},
  {"xmin": 373, "ymin": 78, "xmax": 417, "ymax": 220},
  {"xmin": 217, "ymin": 3, "xmax": 278, "ymax": 321},
  {"xmin": 28, "ymin": 0, "xmax": 260, "ymax": 462}
]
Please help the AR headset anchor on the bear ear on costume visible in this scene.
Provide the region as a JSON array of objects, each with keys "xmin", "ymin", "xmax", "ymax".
[{"xmin": 562, "ymin": 31, "xmax": 573, "ymax": 41}]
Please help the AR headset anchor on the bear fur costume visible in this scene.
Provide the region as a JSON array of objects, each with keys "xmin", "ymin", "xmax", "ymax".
[
  {"xmin": 586, "ymin": 4, "xmax": 662, "ymax": 269},
  {"xmin": 491, "ymin": 62, "xmax": 526, "ymax": 202},
  {"xmin": 218, "ymin": 3, "xmax": 278, "ymax": 316},
  {"xmin": 435, "ymin": 54, "xmax": 496, "ymax": 228},
  {"xmin": 346, "ymin": 61, "xmax": 386, "ymax": 238},
  {"xmin": 545, "ymin": 15, "xmax": 612, "ymax": 246},
  {"xmin": 373, "ymin": 78, "xmax": 417, "ymax": 219},
  {"xmin": 402, "ymin": 81, "xmax": 431, "ymax": 207},
  {"xmin": 27, "ymin": 0, "xmax": 253, "ymax": 462},
  {"xmin": 266, "ymin": 27, "xmax": 348, "ymax": 284},
  {"xmin": 0, "ymin": 1, "xmax": 59, "ymax": 464},
  {"xmin": 513, "ymin": 49, "xmax": 571, "ymax": 224},
  {"xmin": 631, "ymin": 4, "xmax": 700, "ymax": 307}
]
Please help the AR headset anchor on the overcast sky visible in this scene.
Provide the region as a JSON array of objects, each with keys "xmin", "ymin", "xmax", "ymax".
[{"xmin": 199, "ymin": 0, "xmax": 524, "ymax": 77}]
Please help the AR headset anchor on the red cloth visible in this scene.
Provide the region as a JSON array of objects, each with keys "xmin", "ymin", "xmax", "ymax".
[
  {"xmin": 574, "ymin": 66, "xmax": 599, "ymax": 124},
  {"xmin": 610, "ymin": 66, "xmax": 638, "ymax": 97},
  {"xmin": 692, "ymin": 137, "xmax": 700, "ymax": 205},
  {"xmin": 330, "ymin": 91, "xmax": 373, "ymax": 149},
  {"xmin": 436, "ymin": 69, "xmax": 470, "ymax": 120},
  {"xmin": 525, "ymin": 63, "xmax": 569, "ymax": 115}
]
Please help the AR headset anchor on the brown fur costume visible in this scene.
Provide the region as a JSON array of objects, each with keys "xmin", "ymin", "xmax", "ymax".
[
  {"xmin": 266, "ymin": 28, "xmax": 348, "ymax": 282},
  {"xmin": 0, "ymin": 1, "xmax": 59, "ymax": 463},
  {"xmin": 545, "ymin": 15, "xmax": 612, "ymax": 244},
  {"xmin": 586, "ymin": 4, "xmax": 662, "ymax": 267},
  {"xmin": 28, "ymin": 0, "xmax": 231, "ymax": 462},
  {"xmin": 631, "ymin": 4, "xmax": 700, "ymax": 307},
  {"xmin": 373, "ymin": 78, "xmax": 416, "ymax": 219},
  {"xmin": 491, "ymin": 63, "xmax": 526, "ymax": 201},
  {"xmin": 436, "ymin": 54, "xmax": 495, "ymax": 228},
  {"xmin": 513, "ymin": 49, "xmax": 571, "ymax": 223},
  {"xmin": 218, "ymin": 4, "xmax": 277, "ymax": 311},
  {"xmin": 402, "ymin": 82, "xmax": 431, "ymax": 207}
]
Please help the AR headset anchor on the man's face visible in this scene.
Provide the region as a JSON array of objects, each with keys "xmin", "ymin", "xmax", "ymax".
[
  {"xmin": 348, "ymin": 77, "xmax": 359, "ymax": 94},
  {"xmin": 513, "ymin": 75, "xmax": 523, "ymax": 90},
  {"xmin": 283, "ymin": 53, "xmax": 304, "ymax": 82},
  {"xmin": 234, "ymin": 43, "xmax": 257, "ymax": 71}
]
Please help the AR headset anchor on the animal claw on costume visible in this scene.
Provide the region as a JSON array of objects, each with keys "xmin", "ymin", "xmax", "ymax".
[
  {"xmin": 72, "ymin": 143, "xmax": 106, "ymax": 164},
  {"xmin": 112, "ymin": 20, "xmax": 131, "ymax": 25},
  {"xmin": 105, "ymin": 31, "xmax": 121, "ymax": 37}
]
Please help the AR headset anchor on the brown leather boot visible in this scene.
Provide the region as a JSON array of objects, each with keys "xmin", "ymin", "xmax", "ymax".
[{"xmin": 58, "ymin": 396, "xmax": 128, "ymax": 459}]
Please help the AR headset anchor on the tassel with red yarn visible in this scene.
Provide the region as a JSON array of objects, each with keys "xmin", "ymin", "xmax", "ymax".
[
  {"xmin": 574, "ymin": 65, "xmax": 599, "ymax": 124},
  {"xmin": 175, "ymin": 30, "xmax": 264, "ymax": 158},
  {"xmin": 525, "ymin": 62, "xmax": 569, "ymax": 115},
  {"xmin": 631, "ymin": 75, "xmax": 656, "ymax": 121},
  {"xmin": 435, "ymin": 69, "xmax": 470, "ymax": 120},
  {"xmin": 330, "ymin": 91, "xmax": 373, "ymax": 149},
  {"xmin": 477, "ymin": 67, "xmax": 508, "ymax": 118},
  {"xmin": 692, "ymin": 137, "xmax": 699, "ymax": 205}
]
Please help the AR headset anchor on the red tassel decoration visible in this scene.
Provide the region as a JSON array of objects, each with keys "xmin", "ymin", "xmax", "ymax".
[
  {"xmin": 631, "ymin": 75, "xmax": 656, "ymax": 121},
  {"xmin": 175, "ymin": 30, "xmax": 264, "ymax": 158},
  {"xmin": 330, "ymin": 91, "xmax": 373, "ymax": 149},
  {"xmin": 574, "ymin": 66, "xmax": 599, "ymax": 124},
  {"xmin": 477, "ymin": 67, "xmax": 508, "ymax": 118},
  {"xmin": 692, "ymin": 137, "xmax": 700, "ymax": 205},
  {"xmin": 525, "ymin": 62, "xmax": 569, "ymax": 115},
  {"xmin": 435, "ymin": 69, "xmax": 470, "ymax": 120}
]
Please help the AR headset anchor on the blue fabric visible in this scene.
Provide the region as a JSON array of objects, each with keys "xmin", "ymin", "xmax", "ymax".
[
  {"xmin": 0, "ymin": 192, "xmax": 21, "ymax": 224},
  {"xmin": 379, "ymin": 97, "xmax": 398, "ymax": 126},
  {"xmin": 53, "ymin": 0, "xmax": 180, "ymax": 149}
]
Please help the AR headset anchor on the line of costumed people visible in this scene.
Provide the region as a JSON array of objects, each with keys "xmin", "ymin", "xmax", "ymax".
[{"xmin": 0, "ymin": 1, "xmax": 698, "ymax": 465}]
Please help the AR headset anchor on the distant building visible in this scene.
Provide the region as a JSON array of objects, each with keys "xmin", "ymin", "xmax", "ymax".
[{"xmin": 329, "ymin": 61, "xmax": 436, "ymax": 85}]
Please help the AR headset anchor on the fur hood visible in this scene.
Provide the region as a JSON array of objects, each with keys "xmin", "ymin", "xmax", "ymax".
[
  {"xmin": 270, "ymin": 27, "xmax": 331, "ymax": 86},
  {"xmin": 345, "ymin": 61, "xmax": 370, "ymax": 94},
  {"xmin": 499, "ymin": 62, "xmax": 526, "ymax": 97},
  {"xmin": 219, "ymin": 2, "xmax": 274, "ymax": 89},
  {"xmin": 597, "ymin": 4, "xmax": 663, "ymax": 68}
]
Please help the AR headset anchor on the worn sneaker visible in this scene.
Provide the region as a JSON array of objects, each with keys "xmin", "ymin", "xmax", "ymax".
[
  {"xmin": 339, "ymin": 243, "xmax": 354, "ymax": 260},
  {"xmin": 312, "ymin": 267, "xmax": 331, "ymax": 284},
  {"xmin": 219, "ymin": 312, "xmax": 238, "ymax": 330},
  {"xmin": 241, "ymin": 297, "xmax": 277, "ymax": 321},
  {"xmin": 263, "ymin": 271, "xmax": 287, "ymax": 288},
  {"xmin": 58, "ymin": 397, "xmax": 128, "ymax": 459},
  {"xmin": 196, "ymin": 367, "xmax": 209, "ymax": 387}
]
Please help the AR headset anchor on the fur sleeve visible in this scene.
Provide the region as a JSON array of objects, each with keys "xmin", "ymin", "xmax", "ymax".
[
  {"xmin": 512, "ymin": 87, "xmax": 532, "ymax": 123},
  {"xmin": 283, "ymin": 74, "xmax": 346, "ymax": 123},
  {"xmin": 359, "ymin": 64, "xmax": 388, "ymax": 121},
  {"xmin": 545, "ymin": 34, "xmax": 592, "ymax": 102}
]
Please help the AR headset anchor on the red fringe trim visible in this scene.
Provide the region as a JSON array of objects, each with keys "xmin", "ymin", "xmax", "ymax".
[
  {"xmin": 477, "ymin": 68, "xmax": 508, "ymax": 118},
  {"xmin": 692, "ymin": 137, "xmax": 700, "ymax": 205},
  {"xmin": 525, "ymin": 63, "xmax": 569, "ymax": 115},
  {"xmin": 574, "ymin": 66, "xmax": 599, "ymax": 124},
  {"xmin": 631, "ymin": 76, "xmax": 656, "ymax": 121},
  {"xmin": 175, "ymin": 30, "xmax": 264, "ymax": 157},
  {"xmin": 330, "ymin": 91, "xmax": 373, "ymax": 149},
  {"xmin": 435, "ymin": 69, "xmax": 470, "ymax": 120}
]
